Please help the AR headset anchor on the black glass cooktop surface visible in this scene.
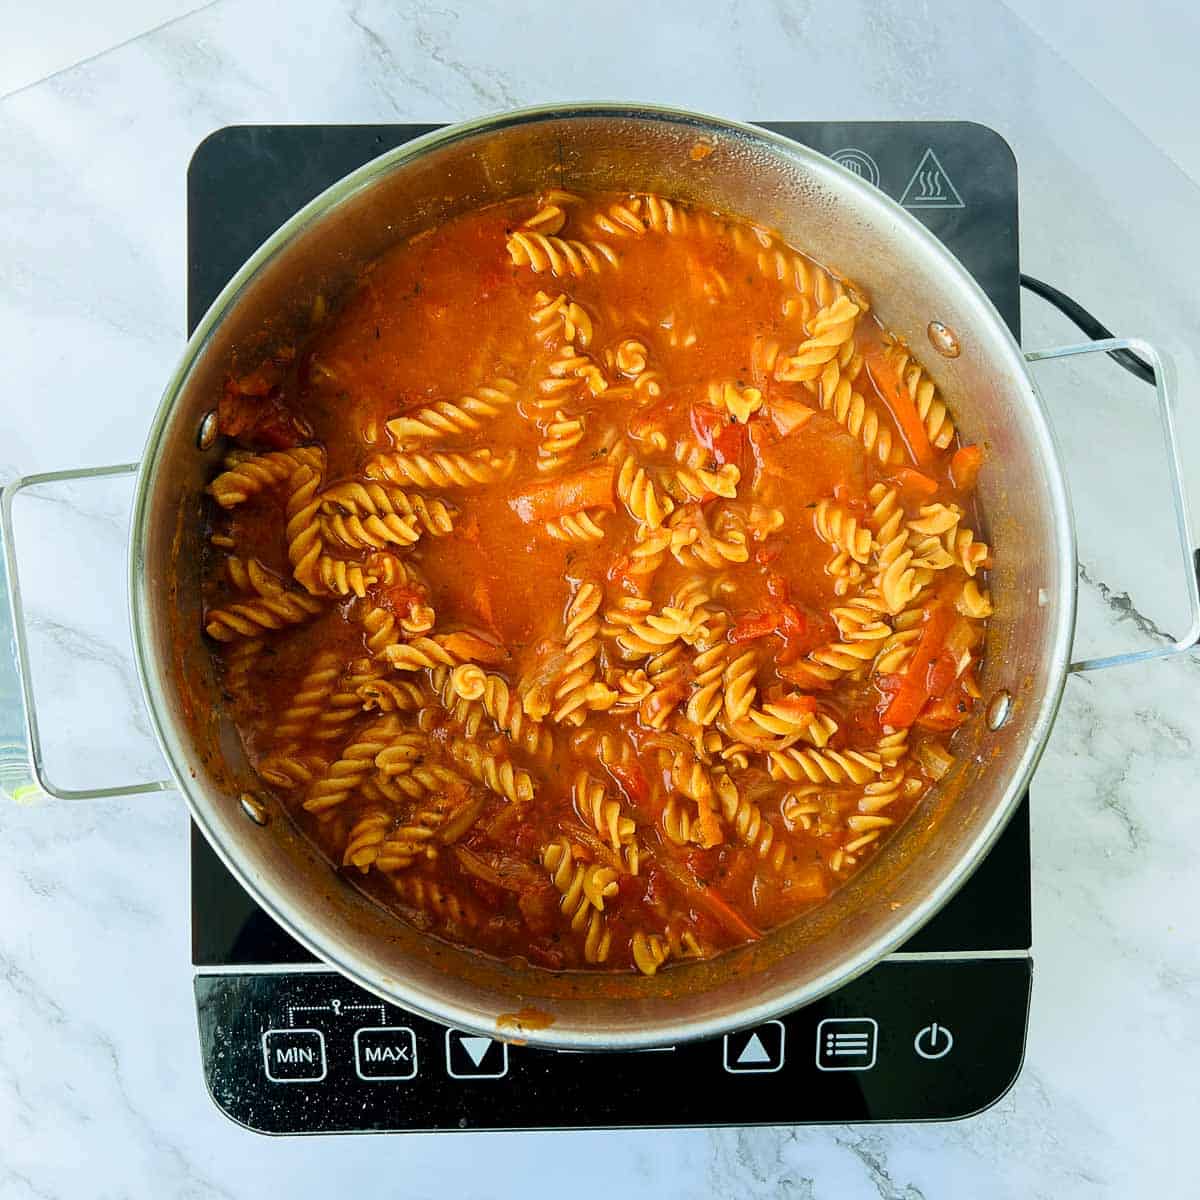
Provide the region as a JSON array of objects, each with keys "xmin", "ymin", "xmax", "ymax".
[{"xmin": 189, "ymin": 121, "xmax": 1029, "ymax": 1133}]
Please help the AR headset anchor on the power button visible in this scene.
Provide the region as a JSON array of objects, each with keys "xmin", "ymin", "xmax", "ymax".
[{"xmin": 913, "ymin": 1021, "xmax": 954, "ymax": 1060}]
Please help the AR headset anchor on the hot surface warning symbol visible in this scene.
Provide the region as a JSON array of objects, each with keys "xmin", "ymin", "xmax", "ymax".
[{"xmin": 899, "ymin": 148, "xmax": 964, "ymax": 209}]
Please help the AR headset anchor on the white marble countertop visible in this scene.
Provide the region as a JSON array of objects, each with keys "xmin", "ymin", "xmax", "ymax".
[{"xmin": 3, "ymin": 1, "xmax": 1198, "ymax": 1196}]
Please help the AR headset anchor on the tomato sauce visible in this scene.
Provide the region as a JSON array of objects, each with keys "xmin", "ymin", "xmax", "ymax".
[{"xmin": 200, "ymin": 191, "xmax": 992, "ymax": 975}]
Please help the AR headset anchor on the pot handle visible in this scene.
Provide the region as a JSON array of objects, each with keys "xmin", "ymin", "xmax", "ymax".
[
  {"xmin": 0, "ymin": 463, "xmax": 175, "ymax": 801},
  {"xmin": 1024, "ymin": 337, "xmax": 1200, "ymax": 672}
]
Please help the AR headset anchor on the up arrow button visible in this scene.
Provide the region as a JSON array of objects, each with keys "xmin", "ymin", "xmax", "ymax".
[{"xmin": 723, "ymin": 1021, "xmax": 786, "ymax": 1074}]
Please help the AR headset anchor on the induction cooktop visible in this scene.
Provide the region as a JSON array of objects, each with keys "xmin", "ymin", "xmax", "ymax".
[{"xmin": 189, "ymin": 121, "xmax": 1030, "ymax": 1134}]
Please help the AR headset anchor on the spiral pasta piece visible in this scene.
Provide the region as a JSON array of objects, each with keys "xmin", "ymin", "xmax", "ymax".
[
  {"xmin": 887, "ymin": 341, "xmax": 955, "ymax": 450},
  {"xmin": 686, "ymin": 619, "xmax": 731, "ymax": 727},
  {"xmin": 342, "ymin": 808, "xmax": 392, "ymax": 872},
  {"xmin": 767, "ymin": 746, "xmax": 883, "ymax": 785},
  {"xmin": 204, "ymin": 560, "xmax": 324, "ymax": 642},
  {"xmin": 386, "ymin": 378, "xmax": 518, "ymax": 447},
  {"xmin": 275, "ymin": 651, "xmax": 342, "ymax": 743},
  {"xmin": 706, "ymin": 380, "xmax": 764, "ymax": 423},
  {"xmin": 671, "ymin": 442, "xmax": 741, "ymax": 502},
  {"xmin": 223, "ymin": 637, "xmax": 263, "ymax": 697},
  {"xmin": 591, "ymin": 196, "xmax": 647, "ymax": 237},
  {"xmin": 631, "ymin": 931, "xmax": 669, "ymax": 976},
  {"xmin": 357, "ymin": 676, "xmax": 426, "ymax": 713},
  {"xmin": 285, "ymin": 462, "xmax": 325, "ymax": 594},
  {"xmin": 722, "ymin": 650, "xmax": 758, "ymax": 722},
  {"xmin": 572, "ymin": 770, "xmax": 637, "ymax": 871},
  {"xmin": 956, "ymin": 579, "xmax": 994, "ymax": 618},
  {"xmin": 374, "ymin": 731, "xmax": 428, "ymax": 777},
  {"xmin": 537, "ymin": 410, "xmax": 585, "ymax": 473},
  {"xmin": 813, "ymin": 354, "xmax": 899, "ymax": 465},
  {"xmin": 813, "ymin": 499, "xmax": 873, "ymax": 564},
  {"xmin": 716, "ymin": 775, "xmax": 785, "ymax": 870},
  {"xmin": 553, "ymin": 581, "xmax": 605, "ymax": 725},
  {"xmin": 365, "ymin": 447, "xmax": 516, "ymax": 489},
  {"xmin": 303, "ymin": 715, "xmax": 403, "ymax": 814},
  {"xmin": 774, "ymin": 295, "xmax": 861, "ymax": 383},
  {"xmin": 208, "ymin": 447, "xmax": 323, "ymax": 508},
  {"xmin": 616, "ymin": 454, "xmax": 673, "ymax": 529},
  {"xmin": 322, "ymin": 510, "xmax": 420, "ymax": 551},
  {"xmin": 506, "ymin": 231, "xmax": 618, "ymax": 277},
  {"xmin": 542, "ymin": 838, "xmax": 616, "ymax": 964},
  {"xmin": 257, "ymin": 749, "xmax": 328, "ymax": 791},
  {"xmin": 384, "ymin": 636, "xmax": 461, "ymax": 672},
  {"xmin": 544, "ymin": 508, "xmax": 608, "ymax": 543},
  {"xmin": 446, "ymin": 735, "xmax": 534, "ymax": 804},
  {"xmin": 531, "ymin": 290, "xmax": 593, "ymax": 347},
  {"xmin": 320, "ymin": 481, "xmax": 457, "ymax": 537},
  {"xmin": 392, "ymin": 874, "xmax": 479, "ymax": 929}
]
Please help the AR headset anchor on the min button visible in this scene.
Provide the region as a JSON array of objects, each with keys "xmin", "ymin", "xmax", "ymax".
[{"xmin": 262, "ymin": 1028, "xmax": 327, "ymax": 1083}]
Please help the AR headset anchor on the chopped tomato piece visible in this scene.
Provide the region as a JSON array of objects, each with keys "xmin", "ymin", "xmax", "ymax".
[
  {"xmin": 765, "ymin": 572, "xmax": 790, "ymax": 600},
  {"xmin": 779, "ymin": 661, "xmax": 837, "ymax": 690},
  {"xmin": 217, "ymin": 378, "xmax": 308, "ymax": 448},
  {"xmin": 471, "ymin": 579, "xmax": 497, "ymax": 631},
  {"xmin": 915, "ymin": 690, "xmax": 973, "ymax": 732},
  {"xmin": 689, "ymin": 403, "xmax": 725, "ymax": 449},
  {"xmin": 950, "ymin": 443, "xmax": 984, "ymax": 491},
  {"xmin": 768, "ymin": 694, "xmax": 818, "ymax": 722},
  {"xmin": 509, "ymin": 463, "xmax": 615, "ymax": 523},
  {"xmin": 689, "ymin": 404, "xmax": 746, "ymax": 467},
  {"xmin": 730, "ymin": 610, "xmax": 779, "ymax": 643},
  {"xmin": 767, "ymin": 396, "xmax": 816, "ymax": 437},
  {"xmin": 712, "ymin": 420, "xmax": 746, "ymax": 467},
  {"xmin": 694, "ymin": 802, "xmax": 724, "ymax": 849},
  {"xmin": 888, "ymin": 467, "xmax": 939, "ymax": 498},
  {"xmin": 380, "ymin": 583, "xmax": 426, "ymax": 614},
  {"xmin": 924, "ymin": 647, "xmax": 960, "ymax": 703},
  {"xmin": 607, "ymin": 760, "xmax": 650, "ymax": 809}
]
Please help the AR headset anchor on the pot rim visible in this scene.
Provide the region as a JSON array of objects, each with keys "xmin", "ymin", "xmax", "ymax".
[{"xmin": 128, "ymin": 103, "xmax": 1076, "ymax": 1047}]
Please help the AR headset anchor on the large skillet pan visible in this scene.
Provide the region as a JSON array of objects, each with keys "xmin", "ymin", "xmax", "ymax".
[{"xmin": 3, "ymin": 105, "xmax": 1197, "ymax": 1048}]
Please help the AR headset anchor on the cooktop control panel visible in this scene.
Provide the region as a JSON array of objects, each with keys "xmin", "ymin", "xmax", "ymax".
[{"xmin": 197, "ymin": 957, "xmax": 1029, "ymax": 1133}]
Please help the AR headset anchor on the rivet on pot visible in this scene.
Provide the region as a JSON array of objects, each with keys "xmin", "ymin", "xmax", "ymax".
[
  {"xmin": 197, "ymin": 409, "xmax": 219, "ymax": 450},
  {"xmin": 239, "ymin": 791, "xmax": 270, "ymax": 826},
  {"xmin": 986, "ymin": 690, "xmax": 1012, "ymax": 731},
  {"xmin": 927, "ymin": 320, "xmax": 961, "ymax": 358}
]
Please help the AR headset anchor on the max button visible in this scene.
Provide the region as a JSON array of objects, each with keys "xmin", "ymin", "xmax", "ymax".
[{"xmin": 354, "ymin": 1026, "xmax": 418, "ymax": 1081}]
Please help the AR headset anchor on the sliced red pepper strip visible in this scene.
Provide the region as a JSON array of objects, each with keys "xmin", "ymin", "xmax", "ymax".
[
  {"xmin": 509, "ymin": 463, "xmax": 616, "ymax": 523},
  {"xmin": 882, "ymin": 603, "xmax": 954, "ymax": 728},
  {"xmin": 866, "ymin": 351, "xmax": 934, "ymax": 466},
  {"xmin": 950, "ymin": 443, "xmax": 984, "ymax": 491},
  {"xmin": 653, "ymin": 855, "xmax": 762, "ymax": 942}
]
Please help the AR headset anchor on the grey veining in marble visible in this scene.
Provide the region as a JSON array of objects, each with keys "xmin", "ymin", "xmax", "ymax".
[{"xmin": 1, "ymin": 1, "xmax": 1197, "ymax": 1196}]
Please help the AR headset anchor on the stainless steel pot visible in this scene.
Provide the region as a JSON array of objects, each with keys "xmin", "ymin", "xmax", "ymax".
[{"xmin": 4, "ymin": 105, "xmax": 1197, "ymax": 1048}]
